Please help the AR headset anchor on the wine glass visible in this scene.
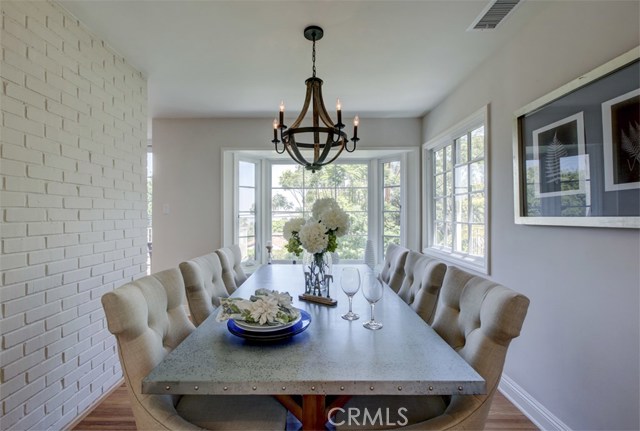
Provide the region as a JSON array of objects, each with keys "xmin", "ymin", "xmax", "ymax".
[
  {"xmin": 362, "ymin": 273, "xmax": 383, "ymax": 330},
  {"xmin": 340, "ymin": 267, "xmax": 361, "ymax": 321}
]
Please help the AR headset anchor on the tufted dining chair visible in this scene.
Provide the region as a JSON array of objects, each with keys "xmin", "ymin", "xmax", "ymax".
[
  {"xmin": 101, "ymin": 268, "xmax": 287, "ymax": 431},
  {"xmin": 395, "ymin": 251, "xmax": 447, "ymax": 325},
  {"xmin": 379, "ymin": 244, "xmax": 409, "ymax": 293},
  {"xmin": 179, "ymin": 252, "xmax": 229, "ymax": 326},
  {"xmin": 215, "ymin": 245, "xmax": 248, "ymax": 293},
  {"xmin": 335, "ymin": 265, "xmax": 530, "ymax": 430}
]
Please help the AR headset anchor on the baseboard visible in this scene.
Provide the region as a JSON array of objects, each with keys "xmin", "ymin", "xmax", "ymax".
[
  {"xmin": 64, "ymin": 378, "xmax": 125, "ymax": 431},
  {"xmin": 499, "ymin": 374, "xmax": 571, "ymax": 431}
]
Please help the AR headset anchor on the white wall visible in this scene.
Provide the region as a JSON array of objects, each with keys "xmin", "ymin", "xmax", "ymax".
[
  {"xmin": 423, "ymin": 2, "xmax": 640, "ymax": 430},
  {"xmin": 0, "ymin": 1, "xmax": 148, "ymax": 429},
  {"xmin": 152, "ymin": 117, "xmax": 421, "ymax": 272}
]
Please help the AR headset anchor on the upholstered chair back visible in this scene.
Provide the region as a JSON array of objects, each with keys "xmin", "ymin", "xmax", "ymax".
[
  {"xmin": 379, "ymin": 244, "xmax": 409, "ymax": 293},
  {"xmin": 101, "ymin": 269, "xmax": 197, "ymax": 430},
  {"xmin": 396, "ymin": 251, "xmax": 447, "ymax": 324},
  {"xmin": 179, "ymin": 253, "xmax": 228, "ymax": 326},
  {"xmin": 429, "ymin": 266, "xmax": 530, "ymax": 429},
  {"xmin": 215, "ymin": 245, "xmax": 248, "ymax": 292}
]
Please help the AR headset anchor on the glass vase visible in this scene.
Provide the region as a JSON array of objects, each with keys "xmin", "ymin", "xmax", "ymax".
[{"xmin": 303, "ymin": 251, "xmax": 333, "ymax": 297}]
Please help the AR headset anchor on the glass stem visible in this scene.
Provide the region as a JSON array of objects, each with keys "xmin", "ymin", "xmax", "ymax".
[
  {"xmin": 370, "ymin": 303, "xmax": 375, "ymax": 322},
  {"xmin": 348, "ymin": 296, "xmax": 353, "ymax": 313}
]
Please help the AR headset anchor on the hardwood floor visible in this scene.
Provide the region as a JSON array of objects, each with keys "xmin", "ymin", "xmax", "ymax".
[{"xmin": 73, "ymin": 384, "xmax": 538, "ymax": 430}]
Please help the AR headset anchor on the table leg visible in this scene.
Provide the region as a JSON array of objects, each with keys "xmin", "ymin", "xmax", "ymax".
[{"xmin": 302, "ymin": 394, "xmax": 326, "ymax": 430}]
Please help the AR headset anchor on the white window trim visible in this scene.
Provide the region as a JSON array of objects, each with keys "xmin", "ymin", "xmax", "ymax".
[
  {"xmin": 422, "ymin": 105, "xmax": 491, "ymax": 275},
  {"xmin": 223, "ymin": 148, "xmax": 417, "ymax": 266},
  {"xmin": 378, "ymin": 154, "xmax": 406, "ymax": 262}
]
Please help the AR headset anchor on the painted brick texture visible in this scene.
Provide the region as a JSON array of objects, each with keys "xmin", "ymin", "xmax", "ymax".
[{"xmin": 0, "ymin": 1, "xmax": 148, "ymax": 429}]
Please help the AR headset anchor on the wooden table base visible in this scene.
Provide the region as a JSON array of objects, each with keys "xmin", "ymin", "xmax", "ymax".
[{"xmin": 275, "ymin": 394, "xmax": 352, "ymax": 430}]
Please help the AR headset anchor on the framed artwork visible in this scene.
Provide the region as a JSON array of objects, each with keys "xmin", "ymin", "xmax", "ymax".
[
  {"xmin": 601, "ymin": 88, "xmax": 640, "ymax": 191},
  {"xmin": 513, "ymin": 46, "xmax": 639, "ymax": 228},
  {"xmin": 532, "ymin": 112, "xmax": 587, "ymax": 198}
]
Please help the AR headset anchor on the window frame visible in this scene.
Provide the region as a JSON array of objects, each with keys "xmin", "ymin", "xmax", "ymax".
[
  {"xmin": 378, "ymin": 155, "xmax": 406, "ymax": 263},
  {"xmin": 234, "ymin": 155, "xmax": 261, "ymax": 265},
  {"xmin": 422, "ymin": 105, "xmax": 490, "ymax": 274}
]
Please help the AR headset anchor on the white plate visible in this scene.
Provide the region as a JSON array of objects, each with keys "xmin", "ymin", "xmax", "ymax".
[{"xmin": 233, "ymin": 312, "xmax": 302, "ymax": 333}]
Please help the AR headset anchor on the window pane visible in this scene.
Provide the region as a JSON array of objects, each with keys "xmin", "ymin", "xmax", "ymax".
[
  {"xmin": 434, "ymin": 149, "xmax": 444, "ymax": 174},
  {"xmin": 383, "ymin": 212, "xmax": 401, "ymax": 237},
  {"xmin": 445, "ymin": 171, "xmax": 453, "ymax": 195},
  {"xmin": 455, "ymin": 165, "xmax": 468, "ymax": 194},
  {"xmin": 337, "ymin": 188, "xmax": 368, "ymax": 212},
  {"xmin": 470, "ymin": 193, "xmax": 485, "ymax": 223},
  {"xmin": 239, "ymin": 187, "xmax": 255, "ymax": 212},
  {"xmin": 434, "ymin": 174, "xmax": 445, "ymax": 197},
  {"xmin": 454, "ymin": 223, "xmax": 469, "ymax": 253},
  {"xmin": 471, "ymin": 126, "xmax": 484, "ymax": 160},
  {"xmin": 455, "ymin": 194, "xmax": 469, "ymax": 223},
  {"xmin": 435, "ymin": 198, "xmax": 444, "ymax": 221},
  {"xmin": 238, "ymin": 161, "xmax": 255, "ymax": 187},
  {"xmin": 383, "ymin": 186, "xmax": 401, "ymax": 211},
  {"xmin": 272, "ymin": 189, "xmax": 303, "ymax": 212},
  {"xmin": 455, "ymin": 134, "xmax": 469, "ymax": 164},
  {"xmin": 384, "ymin": 161, "xmax": 401, "ymax": 186},
  {"xmin": 238, "ymin": 215, "xmax": 255, "ymax": 237},
  {"xmin": 470, "ymin": 161, "xmax": 484, "ymax": 192},
  {"xmin": 272, "ymin": 164, "xmax": 302, "ymax": 188},
  {"xmin": 271, "ymin": 163, "xmax": 370, "ymax": 260},
  {"xmin": 445, "ymin": 146, "xmax": 453, "ymax": 171},
  {"xmin": 470, "ymin": 224, "xmax": 485, "ymax": 257},
  {"xmin": 444, "ymin": 197, "xmax": 453, "ymax": 223},
  {"xmin": 238, "ymin": 236, "xmax": 255, "ymax": 262},
  {"xmin": 444, "ymin": 222, "xmax": 453, "ymax": 249},
  {"xmin": 434, "ymin": 222, "xmax": 445, "ymax": 246}
]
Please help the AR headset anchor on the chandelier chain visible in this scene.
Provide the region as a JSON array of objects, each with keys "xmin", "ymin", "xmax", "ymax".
[{"xmin": 312, "ymin": 36, "xmax": 316, "ymax": 78}]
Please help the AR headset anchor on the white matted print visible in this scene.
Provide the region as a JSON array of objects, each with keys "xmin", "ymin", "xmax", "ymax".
[
  {"xmin": 602, "ymin": 88, "xmax": 640, "ymax": 191},
  {"xmin": 532, "ymin": 112, "xmax": 587, "ymax": 198}
]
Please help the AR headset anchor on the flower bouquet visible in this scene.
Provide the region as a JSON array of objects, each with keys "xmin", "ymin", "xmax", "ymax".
[
  {"xmin": 216, "ymin": 289, "xmax": 300, "ymax": 326},
  {"xmin": 282, "ymin": 198, "xmax": 350, "ymax": 302}
]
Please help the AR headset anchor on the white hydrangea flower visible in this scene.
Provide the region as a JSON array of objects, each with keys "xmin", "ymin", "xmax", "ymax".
[
  {"xmin": 312, "ymin": 198, "xmax": 339, "ymax": 220},
  {"xmin": 249, "ymin": 296, "xmax": 280, "ymax": 325},
  {"xmin": 299, "ymin": 220, "xmax": 329, "ymax": 254},
  {"xmin": 283, "ymin": 217, "xmax": 305, "ymax": 240},
  {"xmin": 319, "ymin": 207, "xmax": 350, "ymax": 237}
]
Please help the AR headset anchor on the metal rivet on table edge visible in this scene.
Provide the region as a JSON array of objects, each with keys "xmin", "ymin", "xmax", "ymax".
[
  {"xmin": 397, "ymin": 386, "xmax": 402, "ymax": 391},
  {"xmin": 458, "ymin": 386, "xmax": 463, "ymax": 391},
  {"xmin": 194, "ymin": 386, "xmax": 199, "ymax": 391},
  {"xmin": 369, "ymin": 386, "xmax": 374, "ymax": 391},
  {"xmin": 165, "ymin": 386, "xmax": 170, "ymax": 391},
  {"xmin": 252, "ymin": 386, "xmax": 257, "ymax": 391},
  {"xmin": 282, "ymin": 386, "xmax": 286, "ymax": 390},
  {"xmin": 311, "ymin": 386, "xmax": 316, "ymax": 391},
  {"xmin": 223, "ymin": 387, "xmax": 228, "ymax": 391},
  {"xmin": 340, "ymin": 386, "xmax": 345, "ymax": 391},
  {"xmin": 428, "ymin": 386, "xmax": 434, "ymax": 391}
]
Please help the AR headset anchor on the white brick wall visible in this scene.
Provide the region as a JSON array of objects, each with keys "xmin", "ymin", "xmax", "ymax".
[{"xmin": 1, "ymin": 1, "xmax": 148, "ymax": 429}]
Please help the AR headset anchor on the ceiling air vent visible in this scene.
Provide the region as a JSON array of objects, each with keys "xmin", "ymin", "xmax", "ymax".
[{"xmin": 468, "ymin": 0, "xmax": 522, "ymax": 31}]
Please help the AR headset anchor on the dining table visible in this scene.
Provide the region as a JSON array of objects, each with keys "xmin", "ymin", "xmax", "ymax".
[{"xmin": 142, "ymin": 264, "xmax": 485, "ymax": 430}]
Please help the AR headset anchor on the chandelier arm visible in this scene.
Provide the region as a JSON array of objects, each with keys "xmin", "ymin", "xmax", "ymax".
[
  {"xmin": 283, "ymin": 136, "xmax": 311, "ymax": 167},
  {"xmin": 289, "ymin": 79, "xmax": 315, "ymax": 130},
  {"xmin": 311, "ymin": 79, "xmax": 338, "ymax": 130}
]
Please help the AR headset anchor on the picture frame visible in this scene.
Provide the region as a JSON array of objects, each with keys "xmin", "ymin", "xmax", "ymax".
[{"xmin": 513, "ymin": 46, "xmax": 640, "ymax": 228}]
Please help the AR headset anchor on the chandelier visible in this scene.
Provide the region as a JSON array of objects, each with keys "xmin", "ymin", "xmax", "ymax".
[{"xmin": 271, "ymin": 26, "xmax": 359, "ymax": 173}]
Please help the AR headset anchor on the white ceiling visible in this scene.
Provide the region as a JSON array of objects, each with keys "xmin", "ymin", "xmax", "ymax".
[{"xmin": 58, "ymin": 0, "xmax": 547, "ymax": 122}]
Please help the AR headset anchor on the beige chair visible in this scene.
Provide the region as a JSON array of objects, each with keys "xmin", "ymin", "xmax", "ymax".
[
  {"xmin": 395, "ymin": 251, "xmax": 447, "ymax": 325},
  {"xmin": 379, "ymin": 244, "xmax": 409, "ymax": 293},
  {"xmin": 179, "ymin": 252, "xmax": 229, "ymax": 326},
  {"xmin": 101, "ymin": 268, "xmax": 287, "ymax": 431},
  {"xmin": 216, "ymin": 245, "xmax": 248, "ymax": 292},
  {"xmin": 336, "ymin": 265, "xmax": 530, "ymax": 430}
]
